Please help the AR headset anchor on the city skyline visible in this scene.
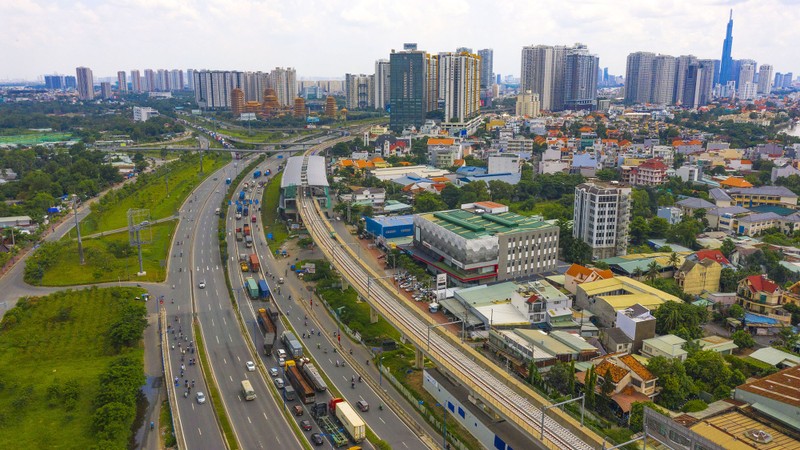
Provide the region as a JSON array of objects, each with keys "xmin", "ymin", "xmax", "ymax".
[{"xmin": 2, "ymin": 1, "xmax": 799, "ymax": 82}]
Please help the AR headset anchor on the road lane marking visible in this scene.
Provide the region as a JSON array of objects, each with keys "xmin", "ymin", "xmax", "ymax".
[
  {"xmin": 223, "ymin": 358, "xmax": 227, "ymax": 365},
  {"xmin": 228, "ymin": 333, "xmax": 233, "ymax": 342},
  {"xmin": 208, "ymin": 304, "xmax": 212, "ymax": 311},
  {"xmin": 379, "ymin": 417, "xmax": 386, "ymax": 424},
  {"xmin": 211, "ymin": 318, "xmax": 214, "ymax": 326},
  {"xmin": 275, "ymin": 436, "xmax": 280, "ymax": 445},
  {"xmin": 198, "ymin": 428, "xmax": 202, "ymax": 436},
  {"xmin": 401, "ymin": 442, "xmax": 408, "ymax": 448},
  {"xmin": 215, "ymin": 335, "xmax": 220, "ymax": 344},
  {"xmin": 236, "ymin": 355, "xmax": 241, "ymax": 362},
  {"xmin": 247, "ymin": 416, "xmax": 252, "ymax": 424},
  {"xmin": 222, "ymin": 317, "xmax": 227, "ymax": 325},
  {"xmin": 263, "ymin": 412, "xmax": 268, "ymax": 421}
]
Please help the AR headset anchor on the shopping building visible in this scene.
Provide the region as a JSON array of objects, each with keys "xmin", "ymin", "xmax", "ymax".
[{"xmin": 408, "ymin": 202, "xmax": 559, "ymax": 286}]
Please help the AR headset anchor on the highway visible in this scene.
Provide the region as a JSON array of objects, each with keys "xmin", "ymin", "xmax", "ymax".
[
  {"xmin": 298, "ymin": 165, "xmax": 602, "ymax": 449},
  {"xmin": 227, "ymin": 139, "xmax": 431, "ymax": 449}
]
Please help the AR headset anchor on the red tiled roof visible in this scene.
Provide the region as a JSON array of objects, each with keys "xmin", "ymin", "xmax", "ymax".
[
  {"xmin": 618, "ymin": 354, "xmax": 655, "ymax": 381},
  {"xmin": 746, "ymin": 275, "xmax": 779, "ymax": 294},
  {"xmin": 720, "ymin": 177, "xmax": 753, "ymax": 188},
  {"xmin": 427, "ymin": 138, "xmax": 455, "ymax": 145},
  {"xmin": 695, "ymin": 249, "xmax": 731, "ymax": 266},
  {"xmin": 595, "ymin": 360, "xmax": 628, "ymax": 383}
]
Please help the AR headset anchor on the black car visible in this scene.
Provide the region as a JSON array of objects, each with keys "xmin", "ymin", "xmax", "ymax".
[
  {"xmin": 300, "ymin": 419, "xmax": 312, "ymax": 431},
  {"xmin": 310, "ymin": 433, "xmax": 324, "ymax": 446}
]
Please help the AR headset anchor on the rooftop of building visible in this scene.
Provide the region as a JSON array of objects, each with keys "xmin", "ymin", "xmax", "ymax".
[
  {"xmin": 579, "ymin": 276, "xmax": 683, "ymax": 304},
  {"xmin": 577, "ymin": 181, "xmax": 631, "ymax": 193},
  {"xmin": 618, "ymin": 354, "xmax": 656, "ymax": 381},
  {"xmin": 694, "ymin": 335, "xmax": 738, "ymax": 353},
  {"xmin": 419, "ymin": 208, "xmax": 555, "ymax": 240},
  {"xmin": 365, "ymin": 215, "xmax": 414, "ymax": 227},
  {"xmin": 743, "ymin": 275, "xmax": 780, "ymax": 294},
  {"xmin": 689, "ymin": 411, "xmax": 799, "ymax": 450},
  {"xmin": 603, "ymin": 327, "xmax": 633, "ymax": 344},
  {"xmin": 720, "ymin": 177, "xmax": 754, "ymax": 188},
  {"xmin": 694, "ymin": 249, "xmax": 732, "ymax": 266},
  {"xmin": 514, "ymin": 329, "xmax": 576, "ymax": 355},
  {"xmin": 676, "ymin": 197, "xmax": 717, "ymax": 209},
  {"xmin": 565, "ymin": 263, "xmax": 614, "ymax": 280},
  {"xmin": 454, "ymin": 282, "xmax": 519, "ymax": 306},
  {"xmin": 281, "ymin": 155, "xmax": 328, "ymax": 188},
  {"xmin": 747, "ymin": 347, "xmax": 800, "ymax": 368},
  {"xmin": 748, "ymin": 205, "xmax": 799, "ymax": 216},
  {"xmin": 618, "ymin": 303, "xmax": 655, "ymax": 322},
  {"xmin": 728, "ymin": 185, "xmax": 797, "ymax": 198},
  {"xmin": 643, "ymin": 334, "xmax": 688, "ymax": 357}
]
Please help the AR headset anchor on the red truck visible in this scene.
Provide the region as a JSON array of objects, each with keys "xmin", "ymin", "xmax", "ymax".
[
  {"xmin": 249, "ymin": 254, "xmax": 260, "ymax": 272},
  {"xmin": 243, "ymin": 224, "xmax": 251, "ymax": 237}
]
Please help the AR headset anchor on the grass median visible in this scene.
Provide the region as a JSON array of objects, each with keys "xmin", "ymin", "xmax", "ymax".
[
  {"xmin": 262, "ymin": 172, "xmax": 289, "ymax": 253},
  {"xmin": 0, "ymin": 287, "xmax": 146, "ymax": 449}
]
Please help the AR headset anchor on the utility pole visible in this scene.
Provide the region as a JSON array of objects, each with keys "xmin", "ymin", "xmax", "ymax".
[
  {"xmin": 165, "ymin": 173, "xmax": 169, "ymax": 198},
  {"xmin": 73, "ymin": 195, "xmax": 85, "ymax": 265}
]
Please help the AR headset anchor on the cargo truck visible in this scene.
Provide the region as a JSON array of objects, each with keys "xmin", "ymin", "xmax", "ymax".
[
  {"xmin": 284, "ymin": 360, "xmax": 315, "ymax": 404},
  {"xmin": 243, "ymin": 205, "xmax": 249, "ymax": 216},
  {"xmin": 298, "ymin": 358, "xmax": 328, "ymax": 392},
  {"xmin": 243, "ymin": 224, "xmax": 251, "ymax": 236},
  {"xmin": 245, "ymin": 235, "xmax": 253, "ymax": 248},
  {"xmin": 256, "ymin": 308, "xmax": 277, "ymax": 353},
  {"xmin": 329, "ymin": 398, "xmax": 366, "ymax": 443},
  {"xmin": 235, "ymin": 231, "xmax": 243, "ymax": 242},
  {"xmin": 281, "ymin": 331, "xmax": 303, "ymax": 358},
  {"xmin": 245, "ymin": 277, "xmax": 259, "ymax": 299},
  {"xmin": 239, "ymin": 191, "xmax": 246, "ymax": 200},
  {"xmin": 241, "ymin": 380, "xmax": 256, "ymax": 401},
  {"xmin": 254, "ymin": 170, "xmax": 261, "ymax": 178},
  {"xmin": 257, "ymin": 279, "xmax": 269, "ymax": 298},
  {"xmin": 248, "ymin": 254, "xmax": 260, "ymax": 272},
  {"xmin": 239, "ymin": 261, "xmax": 249, "ymax": 272}
]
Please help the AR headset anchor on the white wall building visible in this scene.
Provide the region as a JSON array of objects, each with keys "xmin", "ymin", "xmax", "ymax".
[
  {"xmin": 487, "ymin": 153, "xmax": 521, "ymax": 174},
  {"xmin": 573, "ymin": 181, "xmax": 632, "ymax": 259},
  {"xmin": 133, "ymin": 106, "xmax": 160, "ymax": 122}
]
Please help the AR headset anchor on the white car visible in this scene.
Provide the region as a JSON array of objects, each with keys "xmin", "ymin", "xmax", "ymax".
[
  {"xmin": 276, "ymin": 349, "xmax": 287, "ymax": 359},
  {"xmin": 246, "ymin": 361, "xmax": 256, "ymax": 372},
  {"xmin": 274, "ymin": 378, "xmax": 285, "ymax": 389},
  {"xmin": 269, "ymin": 367, "xmax": 279, "ymax": 377},
  {"xmin": 198, "ymin": 281, "xmax": 206, "ymax": 289},
  {"xmin": 278, "ymin": 357, "xmax": 286, "ymax": 367},
  {"xmin": 196, "ymin": 392, "xmax": 206, "ymax": 404}
]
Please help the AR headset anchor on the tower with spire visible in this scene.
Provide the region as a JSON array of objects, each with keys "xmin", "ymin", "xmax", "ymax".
[{"xmin": 719, "ymin": 9, "xmax": 734, "ymax": 85}]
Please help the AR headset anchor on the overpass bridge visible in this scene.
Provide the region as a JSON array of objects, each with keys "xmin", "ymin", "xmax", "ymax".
[{"xmin": 95, "ymin": 142, "xmax": 322, "ymax": 154}]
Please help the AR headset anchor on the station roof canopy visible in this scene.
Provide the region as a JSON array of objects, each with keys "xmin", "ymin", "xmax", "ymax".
[{"xmin": 281, "ymin": 155, "xmax": 329, "ymax": 189}]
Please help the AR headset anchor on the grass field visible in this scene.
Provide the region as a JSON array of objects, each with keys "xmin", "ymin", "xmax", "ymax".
[
  {"xmin": 81, "ymin": 152, "xmax": 229, "ymax": 235},
  {"xmin": 0, "ymin": 132, "xmax": 74, "ymax": 145},
  {"xmin": 41, "ymin": 220, "xmax": 176, "ymax": 286},
  {"xmin": 0, "ymin": 288, "xmax": 145, "ymax": 449},
  {"xmin": 262, "ymin": 172, "xmax": 288, "ymax": 253}
]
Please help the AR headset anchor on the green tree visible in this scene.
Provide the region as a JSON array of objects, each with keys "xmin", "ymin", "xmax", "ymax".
[
  {"xmin": 595, "ymin": 169, "xmax": 619, "ymax": 181},
  {"xmin": 720, "ymin": 268, "xmax": 740, "ymax": 292},
  {"xmin": 630, "ymin": 216, "xmax": 650, "ymax": 245},
  {"xmin": 653, "ymin": 302, "xmax": 708, "ymax": 338},
  {"xmin": 731, "ymin": 330, "xmax": 755, "ymax": 349},
  {"xmin": 646, "ymin": 260, "xmax": 660, "ymax": 281},
  {"xmin": 545, "ymin": 361, "xmax": 575, "ymax": 395},
  {"xmin": 648, "ymin": 217, "xmax": 670, "ymax": 239},
  {"xmin": 647, "ymin": 356, "xmax": 697, "ymax": 409},
  {"xmin": 440, "ymin": 183, "xmax": 461, "ymax": 209},
  {"xmin": 629, "ymin": 401, "xmax": 668, "ymax": 432},
  {"xmin": 583, "ymin": 366, "xmax": 597, "ymax": 408},
  {"xmin": 488, "ymin": 180, "xmax": 514, "ymax": 203},
  {"xmin": 728, "ymin": 303, "xmax": 745, "ymax": 319},
  {"xmin": 414, "ymin": 191, "xmax": 447, "ymax": 213},
  {"xmin": 631, "ymin": 189, "xmax": 654, "ymax": 218}
]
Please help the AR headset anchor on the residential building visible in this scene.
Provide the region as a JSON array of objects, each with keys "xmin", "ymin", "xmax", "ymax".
[
  {"xmin": 345, "ymin": 73, "xmax": 374, "ymax": 110},
  {"xmin": 737, "ymin": 63, "xmax": 757, "ymax": 100},
  {"xmin": 629, "ymin": 159, "xmax": 668, "ymax": 186},
  {"xmin": 389, "ymin": 46, "xmax": 431, "ymax": 132},
  {"xmin": 624, "ymin": 52, "xmax": 655, "ymax": 105},
  {"xmin": 734, "ymin": 365, "xmax": 800, "ymax": 431},
  {"xmin": 575, "ymin": 276, "xmax": 681, "ymax": 327},
  {"xmin": 130, "ymin": 70, "xmax": 142, "ymax": 93},
  {"xmin": 0, "ymin": 216, "xmax": 33, "ymax": 229},
  {"xmin": 44, "ymin": 75, "xmax": 63, "ymax": 90},
  {"xmin": 693, "ymin": 336, "xmax": 737, "ymax": 355},
  {"xmin": 478, "ymin": 48, "xmax": 493, "ymax": 90},
  {"xmin": 758, "ymin": 64, "xmax": 774, "ymax": 95},
  {"xmin": 338, "ymin": 187, "xmax": 385, "ymax": 210},
  {"xmin": 656, "ymin": 206, "xmax": 683, "ymax": 225},
  {"xmin": 409, "ymin": 202, "xmax": 559, "ymax": 286},
  {"xmin": 747, "ymin": 347, "xmax": 800, "ymax": 369},
  {"xmin": 641, "ymin": 334, "xmax": 688, "ymax": 361},
  {"xmin": 563, "ymin": 263, "xmax": 614, "ymax": 295},
  {"xmin": 374, "ymin": 59, "xmax": 390, "ymax": 110},
  {"xmin": 573, "ymin": 181, "xmax": 632, "ymax": 259},
  {"xmin": 675, "ymin": 257, "xmax": 722, "ymax": 295},
  {"xmin": 100, "ymin": 82, "xmax": 112, "ymax": 99},
  {"xmin": 515, "ymin": 91, "xmax": 540, "ymax": 117},
  {"xmin": 562, "ymin": 44, "xmax": 599, "ymax": 110},
  {"xmin": 600, "ymin": 328, "xmax": 633, "ymax": 354},
  {"xmin": 509, "ymin": 279, "xmax": 571, "ymax": 326},
  {"xmin": 440, "ymin": 52, "xmax": 481, "ymax": 123},
  {"xmin": 193, "ymin": 70, "xmax": 241, "ymax": 109},
  {"xmin": 270, "ymin": 67, "xmax": 297, "ymax": 107},
  {"xmin": 737, "ymin": 274, "xmax": 782, "ymax": 316},
  {"xmin": 651, "ymin": 55, "xmax": 676, "ymax": 105},
  {"xmin": 117, "ymin": 71, "xmax": 127, "ymax": 92},
  {"xmin": 487, "ymin": 153, "xmax": 521, "ymax": 174},
  {"xmin": 727, "ymin": 186, "xmax": 798, "ymax": 208},
  {"xmin": 673, "ymin": 55, "xmax": 697, "ymax": 105},
  {"xmin": 64, "ymin": 76, "xmax": 76, "ymax": 90},
  {"xmin": 133, "ymin": 106, "xmax": 159, "ymax": 122},
  {"xmin": 616, "ymin": 304, "xmax": 656, "ymax": 353},
  {"xmin": 675, "ymin": 165, "xmax": 701, "ymax": 182},
  {"xmin": 520, "ymin": 44, "xmax": 566, "ymax": 111},
  {"xmin": 75, "ymin": 66, "xmax": 94, "ymax": 100},
  {"xmin": 427, "ymin": 137, "xmax": 463, "ymax": 168}
]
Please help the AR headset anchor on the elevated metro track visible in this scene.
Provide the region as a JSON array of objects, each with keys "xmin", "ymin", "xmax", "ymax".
[{"xmin": 295, "ymin": 158, "xmax": 603, "ymax": 449}]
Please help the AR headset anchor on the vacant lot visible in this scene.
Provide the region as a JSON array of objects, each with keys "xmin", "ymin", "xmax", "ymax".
[{"xmin": 0, "ymin": 288, "xmax": 145, "ymax": 449}]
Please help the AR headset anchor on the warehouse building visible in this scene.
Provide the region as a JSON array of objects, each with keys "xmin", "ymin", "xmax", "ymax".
[{"xmin": 407, "ymin": 202, "xmax": 559, "ymax": 286}]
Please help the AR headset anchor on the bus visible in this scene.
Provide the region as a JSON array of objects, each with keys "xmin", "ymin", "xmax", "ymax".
[{"xmin": 241, "ymin": 380, "xmax": 256, "ymax": 401}]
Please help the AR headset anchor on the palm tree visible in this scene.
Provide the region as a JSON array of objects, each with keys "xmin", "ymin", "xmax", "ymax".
[
  {"xmin": 668, "ymin": 252, "xmax": 680, "ymax": 268},
  {"xmin": 632, "ymin": 267, "xmax": 644, "ymax": 280},
  {"xmin": 646, "ymin": 260, "xmax": 660, "ymax": 281}
]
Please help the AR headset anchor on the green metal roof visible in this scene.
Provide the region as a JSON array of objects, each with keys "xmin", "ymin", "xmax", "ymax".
[{"xmin": 424, "ymin": 209, "xmax": 554, "ymax": 239}]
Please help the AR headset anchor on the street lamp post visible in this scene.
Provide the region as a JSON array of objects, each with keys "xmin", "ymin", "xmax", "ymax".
[
  {"xmin": 436, "ymin": 402, "xmax": 447, "ymax": 449},
  {"xmin": 379, "ymin": 355, "xmax": 385, "ymax": 386}
]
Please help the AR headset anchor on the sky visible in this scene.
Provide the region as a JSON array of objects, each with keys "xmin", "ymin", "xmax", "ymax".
[{"xmin": 2, "ymin": 0, "xmax": 799, "ymax": 81}]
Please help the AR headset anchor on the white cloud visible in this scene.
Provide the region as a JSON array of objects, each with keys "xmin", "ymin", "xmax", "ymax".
[{"xmin": 0, "ymin": 0, "xmax": 797, "ymax": 80}]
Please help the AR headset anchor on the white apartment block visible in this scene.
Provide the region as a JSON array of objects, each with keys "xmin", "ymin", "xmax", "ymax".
[{"xmin": 573, "ymin": 182, "xmax": 632, "ymax": 259}]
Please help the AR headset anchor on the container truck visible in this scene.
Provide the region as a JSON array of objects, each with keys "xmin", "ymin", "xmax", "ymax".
[
  {"xmin": 243, "ymin": 205, "xmax": 249, "ymax": 216},
  {"xmin": 239, "ymin": 191, "xmax": 246, "ymax": 200},
  {"xmin": 281, "ymin": 331, "xmax": 303, "ymax": 358},
  {"xmin": 329, "ymin": 398, "xmax": 365, "ymax": 442},
  {"xmin": 256, "ymin": 308, "xmax": 277, "ymax": 353},
  {"xmin": 248, "ymin": 254, "xmax": 260, "ymax": 272},
  {"xmin": 298, "ymin": 358, "xmax": 328, "ymax": 392},
  {"xmin": 236, "ymin": 203, "xmax": 243, "ymax": 213},
  {"xmin": 241, "ymin": 380, "xmax": 256, "ymax": 401},
  {"xmin": 245, "ymin": 277, "xmax": 259, "ymax": 299},
  {"xmin": 284, "ymin": 360, "xmax": 315, "ymax": 404},
  {"xmin": 257, "ymin": 280, "xmax": 269, "ymax": 298}
]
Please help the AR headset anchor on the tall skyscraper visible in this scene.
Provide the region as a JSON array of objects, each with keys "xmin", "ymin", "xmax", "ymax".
[
  {"xmin": 130, "ymin": 70, "xmax": 142, "ymax": 93},
  {"xmin": 783, "ymin": 72, "xmax": 794, "ymax": 88},
  {"xmin": 117, "ymin": 71, "xmax": 128, "ymax": 92},
  {"xmin": 520, "ymin": 44, "xmax": 567, "ymax": 111},
  {"xmin": 719, "ymin": 10, "xmax": 734, "ymax": 85},
  {"xmin": 573, "ymin": 182, "xmax": 632, "ymax": 259},
  {"xmin": 738, "ymin": 63, "xmax": 756, "ymax": 100},
  {"xmin": 345, "ymin": 73, "xmax": 374, "ymax": 109},
  {"xmin": 44, "ymin": 75, "xmax": 63, "ymax": 90},
  {"xmin": 563, "ymin": 44, "xmax": 599, "ymax": 110},
  {"xmin": 144, "ymin": 69, "xmax": 156, "ymax": 92},
  {"xmin": 64, "ymin": 76, "xmax": 77, "ymax": 90},
  {"xmin": 169, "ymin": 69, "xmax": 184, "ymax": 91},
  {"xmin": 757, "ymin": 64, "xmax": 774, "ymax": 94},
  {"xmin": 624, "ymin": 52, "xmax": 655, "ymax": 105},
  {"xmin": 478, "ymin": 49, "xmax": 493, "ymax": 89},
  {"xmin": 269, "ymin": 67, "xmax": 297, "ymax": 107},
  {"xmin": 101, "ymin": 82, "xmax": 113, "ymax": 99},
  {"xmin": 194, "ymin": 70, "xmax": 242, "ymax": 109},
  {"xmin": 681, "ymin": 63, "xmax": 702, "ymax": 109},
  {"xmin": 186, "ymin": 69, "xmax": 195, "ymax": 91},
  {"xmin": 672, "ymin": 55, "xmax": 697, "ymax": 105},
  {"xmin": 389, "ymin": 46, "xmax": 430, "ymax": 132},
  {"xmin": 697, "ymin": 60, "xmax": 716, "ymax": 106},
  {"xmin": 75, "ymin": 66, "xmax": 94, "ymax": 100},
  {"xmin": 651, "ymin": 55, "xmax": 676, "ymax": 105},
  {"xmin": 439, "ymin": 52, "xmax": 481, "ymax": 123},
  {"xmin": 374, "ymin": 59, "xmax": 390, "ymax": 110}
]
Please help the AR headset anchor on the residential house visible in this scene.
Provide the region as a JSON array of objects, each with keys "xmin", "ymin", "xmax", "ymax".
[
  {"xmin": 719, "ymin": 177, "xmax": 753, "ymax": 189},
  {"xmin": 575, "ymin": 276, "xmax": 682, "ymax": 328},
  {"xmin": 641, "ymin": 334, "xmax": 688, "ymax": 361},
  {"xmin": 772, "ymin": 163, "xmax": 800, "ymax": 182},
  {"xmin": 427, "ymin": 137, "xmax": 463, "ymax": 168},
  {"xmin": 727, "ymin": 186, "xmax": 798, "ymax": 208},
  {"xmin": 338, "ymin": 187, "xmax": 386, "ymax": 210},
  {"xmin": 600, "ymin": 328, "xmax": 633, "ymax": 354},
  {"xmin": 656, "ymin": 206, "xmax": 683, "ymax": 225},
  {"xmin": 629, "ymin": 159, "xmax": 668, "ymax": 186},
  {"xmin": 616, "ymin": 304, "xmax": 656, "ymax": 353},
  {"xmin": 676, "ymin": 197, "xmax": 716, "ymax": 217},
  {"xmin": 564, "ymin": 263, "xmax": 614, "ymax": 295},
  {"xmin": 736, "ymin": 275, "xmax": 783, "ymax": 316},
  {"xmin": 747, "ymin": 347, "xmax": 800, "ymax": 369},
  {"xmin": 577, "ymin": 353, "xmax": 658, "ymax": 419},
  {"xmin": 675, "ymin": 251, "xmax": 726, "ymax": 295},
  {"xmin": 693, "ymin": 335, "xmax": 737, "ymax": 355}
]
